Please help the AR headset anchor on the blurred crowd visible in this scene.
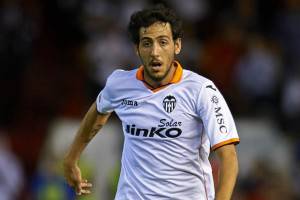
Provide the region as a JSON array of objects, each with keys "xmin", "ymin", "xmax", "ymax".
[{"xmin": 0, "ymin": 0, "xmax": 299, "ymax": 199}]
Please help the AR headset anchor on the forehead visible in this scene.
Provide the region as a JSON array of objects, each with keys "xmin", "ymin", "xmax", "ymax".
[{"xmin": 139, "ymin": 22, "xmax": 172, "ymax": 40}]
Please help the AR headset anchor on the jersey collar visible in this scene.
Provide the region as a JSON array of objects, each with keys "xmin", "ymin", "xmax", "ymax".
[{"xmin": 136, "ymin": 61, "xmax": 183, "ymax": 91}]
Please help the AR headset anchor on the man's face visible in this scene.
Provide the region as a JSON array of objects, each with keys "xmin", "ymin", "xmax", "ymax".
[{"xmin": 136, "ymin": 22, "xmax": 181, "ymax": 82}]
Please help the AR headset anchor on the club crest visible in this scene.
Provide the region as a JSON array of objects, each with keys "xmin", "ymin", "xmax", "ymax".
[{"xmin": 163, "ymin": 95, "xmax": 176, "ymax": 113}]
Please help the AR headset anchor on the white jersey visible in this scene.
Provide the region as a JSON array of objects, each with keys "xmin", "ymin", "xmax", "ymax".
[{"xmin": 96, "ymin": 61, "xmax": 239, "ymax": 200}]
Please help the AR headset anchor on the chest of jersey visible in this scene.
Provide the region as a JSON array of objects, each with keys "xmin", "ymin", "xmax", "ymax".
[{"xmin": 113, "ymin": 83, "xmax": 202, "ymax": 140}]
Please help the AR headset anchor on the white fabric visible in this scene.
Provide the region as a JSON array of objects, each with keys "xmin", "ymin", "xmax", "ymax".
[{"xmin": 96, "ymin": 68, "xmax": 239, "ymax": 200}]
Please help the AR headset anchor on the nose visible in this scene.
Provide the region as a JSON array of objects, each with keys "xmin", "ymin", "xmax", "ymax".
[{"xmin": 150, "ymin": 42, "xmax": 160, "ymax": 57}]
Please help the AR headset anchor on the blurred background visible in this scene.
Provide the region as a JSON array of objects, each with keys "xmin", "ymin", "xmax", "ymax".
[{"xmin": 0, "ymin": 0, "xmax": 299, "ymax": 199}]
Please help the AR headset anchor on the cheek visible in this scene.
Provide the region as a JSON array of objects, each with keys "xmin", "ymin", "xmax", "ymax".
[
  {"xmin": 139, "ymin": 48, "xmax": 149, "ymax": 56},
  {"xmin": 140, "ymin": 53, "xmax": 150, "ymax": 62},
  {"xmin": 164, "ymin": 46, "xmax": 175, "ymax": 56},
  {"xmin": 165, "ymin": 49, "xmax": 175, "ymax": 60},
  {"xmin": 137, "ymin": 50, "xmax": 147, "ymax": 60}
]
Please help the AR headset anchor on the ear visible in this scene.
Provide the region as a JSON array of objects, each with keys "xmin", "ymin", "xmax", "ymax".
[
  {"xmin": 134, "ymin": 45, "xmax": 139, "ymax": 56},
  {"xmin": 174, "ymin": 38, "xmax": 182, "ymax": 55}
]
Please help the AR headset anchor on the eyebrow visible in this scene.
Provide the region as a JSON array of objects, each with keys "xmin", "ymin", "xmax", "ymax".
[{"xmin": 140, "ymin": 35, "xmax": 171, "ymax": 41}]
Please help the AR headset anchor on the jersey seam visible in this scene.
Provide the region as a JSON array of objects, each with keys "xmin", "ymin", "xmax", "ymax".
[
  {"xmin": 199, "ymin": 132, "xmax": 209, "ymax": 200},
  {"xmin": 195, "ymin": 81, "xmax": 207, "ymax": 116}
]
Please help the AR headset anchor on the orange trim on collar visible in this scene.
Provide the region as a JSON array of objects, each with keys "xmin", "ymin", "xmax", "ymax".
[
  {"xmin": 136, "ymin": 66, "xmax": 144, "ymax": 81},
  {"xmin": 136, "ymin": 61, "xmax": 183, "ymax": 85}
]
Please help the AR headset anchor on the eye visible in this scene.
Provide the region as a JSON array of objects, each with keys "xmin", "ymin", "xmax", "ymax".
[
  {"xmin": 159, "ymin": 39, "xmax": 169, "ymax": 46},
  {"xmin": 141, "ymin": 41, "xmax": 151, "ymax": 47}
]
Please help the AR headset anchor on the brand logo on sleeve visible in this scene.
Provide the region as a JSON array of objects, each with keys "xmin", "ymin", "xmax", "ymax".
[
  {"xmin": 163, "ymin": 95, "xmax": 176, "ymax": 113},
  {"xmin": 121, "ymin": 99, "xmax": 138, "ymax": 106},
  {"xmin": 211, "ymin": 96, "xmax": 219, "ymax": 104},
  {"xmin": 214, "ymin": 107, "xmax": 228, "ymax": 133},
  {"xmin": 211, "ymin": 95, "xmax": 228, "ymax": 134},
  {"xmin": 206, "ymin": 85, "xmax": 217, "ymax": 91}
]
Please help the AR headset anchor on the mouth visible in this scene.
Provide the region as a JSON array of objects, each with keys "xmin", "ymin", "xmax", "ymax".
[{"xmin": 149, "ymin": 60, "xmax": 163, "ymax": 70}]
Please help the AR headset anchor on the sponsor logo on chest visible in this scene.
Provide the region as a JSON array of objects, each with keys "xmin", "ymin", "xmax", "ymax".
[{"xmin": 125, "ymin": 119, "xmax": 183, "ymax": 138}]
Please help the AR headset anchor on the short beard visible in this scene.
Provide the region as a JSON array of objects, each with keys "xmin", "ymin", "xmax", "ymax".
[{"xmin": 144, "ymin": 62, "xmax": 173, "ymax": 82}]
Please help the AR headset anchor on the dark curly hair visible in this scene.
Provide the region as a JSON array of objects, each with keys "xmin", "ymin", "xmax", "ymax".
[{"xmin": 127, "ymin": 4, "xmax": 183, "ymax": 45}]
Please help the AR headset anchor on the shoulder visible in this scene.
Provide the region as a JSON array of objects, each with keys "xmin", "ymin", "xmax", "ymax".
[
  {"xmin": 103, "ymin": 68, "xmax": 139, "ymax": 99},
  {"xmin": 107, "ymin": 68, "xmax": 137, "ymax": 81},
  {"xmin": 182, "ymin": 69, "xmax": 214, "ymax": 89},
  {"xmin": 106, "ymin": 68, "xmax": 138, "ymax": 85}
]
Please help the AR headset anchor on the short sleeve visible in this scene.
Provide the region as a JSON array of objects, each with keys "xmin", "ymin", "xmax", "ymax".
[
  {"xmin": 96, "ymin": 88, "xmax": 113, "ymax": 114},
  {"xmin": 96, "ymin": 72, "xmax": 116, "ymax": 114},
  {"xmin": 197, "ymin": 81, "xmax": 239, "ymax": 151}
]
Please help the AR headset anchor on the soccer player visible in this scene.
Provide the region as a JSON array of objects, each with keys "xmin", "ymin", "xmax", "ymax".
[{"xmin": 63, "ymin": 5, "xmax": 239, "ymax": 200}]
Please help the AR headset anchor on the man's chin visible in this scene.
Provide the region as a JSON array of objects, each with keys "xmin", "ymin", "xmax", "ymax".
[
  {"xmin": 145, "ymin": 68, "xmax": 167, "ymax": 82},
  {"xmin": 149, "ymin": 73, "xmax": 165, "ymax": 82}
]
